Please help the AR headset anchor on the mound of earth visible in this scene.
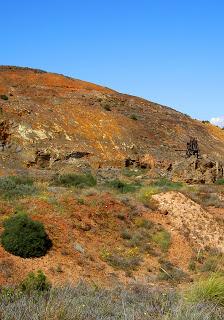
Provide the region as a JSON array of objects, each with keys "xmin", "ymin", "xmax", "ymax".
[
  {"xmin": 0, "ymin": 66, "xmax": 224, "ymax": 178},
  {"xmin": 152, "ymin": 191, "xmax": 224, "ymax": 252}
]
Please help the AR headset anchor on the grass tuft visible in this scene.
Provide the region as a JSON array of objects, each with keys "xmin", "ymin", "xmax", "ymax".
[{"xmin": 186, "ymin": 275, "xmax": 224, "ymax": 306}]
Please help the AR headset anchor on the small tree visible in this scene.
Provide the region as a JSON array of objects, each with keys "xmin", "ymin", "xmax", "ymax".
[{"xmin": 1, "ymin": 214, "xmax": 52, "ymax": 258}]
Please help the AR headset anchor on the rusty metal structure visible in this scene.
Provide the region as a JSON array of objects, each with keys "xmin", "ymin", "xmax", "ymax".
[
  {"xmin": 175, "ymin": 137, "xmax": 200, "ymax": 158},
  {"xmin": 186, "ymin": 137, "xmax": 200, "ymax": 158}
]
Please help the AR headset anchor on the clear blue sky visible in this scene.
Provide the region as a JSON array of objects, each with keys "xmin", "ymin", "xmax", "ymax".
[{"xmin": 1, "ymin": 0, "xmax": 224, "ymax": 122}]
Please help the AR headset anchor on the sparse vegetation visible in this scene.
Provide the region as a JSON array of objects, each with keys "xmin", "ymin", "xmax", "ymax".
[
  {"xmin": 0, "ymin": 175, "xmax": 37, "ymax": 199},
  {"xmin": 0, "ymin": 259, "xmax": 14, "ymax": 279},
  {"xmin": 1, "ymin": 214, "xmax": 52, "ymax": 258},
  {"xmin": 122, "ymin": 167, "xmax": 147, "ymax": 177},
  {"xmin": 200, "ymin": 256, "xmax": 219, "ymax": 273},
  {"xmin": 138, "ymin": 185, "xmax": 160, "ymax": 205},
  {"xmin": 152, "ymin": 178, "xmax": 183, "ymax": 190},
  {"xmin": 183, "ymin": 185, "xmax": 224, "ymax": 208},
  {"xmin": 0, "ymin": 281, "xmax": 223, "ymax": 319},
  {"xmin": 119, "ymin": 218, "xmax": 169, "ymax": 260},
  {"xmin": 100, "ymin": 248, "xmax": 141, "ymax": 271},
  {"xmin": 158, "ymin": 259, "xmax": 188, "ymax": 283},
  {"xmin": 108, "ymin": 179, "xmax": 141, "ymax": 193},
  {"xmin": 215, "ymin": 178, "xmax": 224, "ymax": 185},
  {"xmin": 134, "ymin": 217, "xmax": 154, "ymax": 229},
  {"xmin": 138, "ymin": 178, "xmax": 184, "ymax": 206},
  {"xmin": 188, "ymin": 249, "xmax": 224, "ymax": 274},
  {"xmin": 188, "ymin": 258, "xmax": 196, "ymax": 271},
  {"xmin": 52, "ymin": 173, "xmax": 96, "ymax": 188},
  {"xmin": 152, "ymin": 230, "xmax": 171, "ymax": 252}
]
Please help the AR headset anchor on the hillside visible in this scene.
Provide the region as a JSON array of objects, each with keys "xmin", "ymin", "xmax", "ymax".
[
  {"xmin": 0, "ymin": 66, "xmax": 224, "ymax": 292},
  {"xmin": 0, "ymin": 66, "xmax": 224, "ymax": 177}
]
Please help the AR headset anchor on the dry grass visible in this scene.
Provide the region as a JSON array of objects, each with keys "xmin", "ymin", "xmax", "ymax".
[{"xmin": 0, "ymin": 281, "xmax": 223, "ymax": 320}]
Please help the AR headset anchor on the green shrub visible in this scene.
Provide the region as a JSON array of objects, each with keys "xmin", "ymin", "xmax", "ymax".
[
  {"xmin": 1, "ymin": 214, "xmax": 52, "ymax": 258},
  {"xmin": 215, "ymin": 178, "xmax": 224, "ymax": 185},
  {"xmin": 152, "ymin": 230, "xmax": 171, "ymax": 252},
  {"xmin": 20, "ymin": 270, "xmax": 51, "ymax": 293},
  {"xmin": 108, "ymin": 179, "xmax": 140, "ymax": 193},
  {"xmin": 186, "ymin": 275, "xmax": 224, "ymax": 306},
  {"xmin": 188, "ymin": 259, "xmax": 196, "ymax": 271},
  {"xmin": 130, "ymin": 114, "xmax": 138, "ymax": 120},
  {"xmin": 202, "ymin": 120, "xmax": 210, "ymax": 124},
  {"xmin": 121, "ymin": 229, "xmax": 132, "ymax": 240},
  {"xmin": 53, "ymin": 173, "xmax": 96, "ymax": 188},
  {"xmin": 0, "ymin": 95, "xmax": 8, "ymax": 100},
  {"xmin": 138, "ymin": 186, "xmax": 160, "ymax": 205},
  {"xmin": 152, "ymin": 178, "xmax": 183, "ymax": 190},
  {"xmin": 200, "ymin": 256, "xmax": 219, "ymax": 273},
  {"xmin": 0, "ymin": 176, "xmax": 37, "ymax": 199},
  {"xmin": 134, "ymin": 218, "xmax": 154, "ymax": 229}
]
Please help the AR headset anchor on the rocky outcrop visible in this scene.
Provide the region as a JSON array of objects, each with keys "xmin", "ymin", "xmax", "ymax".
[{"xmin": 170, "ymin": 156, "xmax": 224, "ymax": 184}]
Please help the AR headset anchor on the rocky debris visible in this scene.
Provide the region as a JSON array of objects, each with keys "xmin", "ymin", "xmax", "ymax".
[
  {"xmin": 152, "ymin": 191, "xmax": 224, "ymax": 253},
  {"xmin": 96, "ymin": 167, "xmax": 121, "ymax": 182},
  {"xmin": 27, "ymin": 150, "xmax": 51, "ymax": 168},
  {"xmin": 170, "ymin": 155, "xmax": 224, "ymax": 184},
  {"xmin": 125, "ymin": 154, "xmax": 155, "ymax": 169},
  {"xmin": 65, "ymin": 151, "xmax": 91, "ymax": 160},
  {"xmin": 0, "ymin": 120, "xmax": 11, "ymax": 151},
  {"xmin": 74, "ymin": 243, "xmax": 85, "ymax": 254}
]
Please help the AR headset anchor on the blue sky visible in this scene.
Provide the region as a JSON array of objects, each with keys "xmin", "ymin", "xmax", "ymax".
[{"xmin": 1, "ymin": 0, "xmax": 224, "ymax": 122}]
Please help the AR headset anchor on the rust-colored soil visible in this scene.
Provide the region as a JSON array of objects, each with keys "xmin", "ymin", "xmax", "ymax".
[
  {"xmin": 0, "ymin": 191, "xmax": 197, "ymax": 287},
  {"xmin": 0, "ymin": 66, "xmax": 224, "ymax": 173}
]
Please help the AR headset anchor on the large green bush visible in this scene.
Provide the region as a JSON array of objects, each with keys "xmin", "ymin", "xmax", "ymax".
[{"xmin": 1, "ymin": 214, "xmax": 52, "ymax": 258}]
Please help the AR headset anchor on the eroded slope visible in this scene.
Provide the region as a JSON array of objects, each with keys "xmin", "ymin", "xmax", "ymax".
[{"xmin": 0, "ymin": 66, "xmax": 224, "ymax": 174}]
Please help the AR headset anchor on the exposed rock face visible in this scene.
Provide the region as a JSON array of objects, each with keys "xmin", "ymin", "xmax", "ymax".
[
  {"xmin": 1, "ymin": 66, "xmax": 224, "ymax": 174},
  {"xmin": 152, "ymin": 192, "xmax": 224, "ymax": 252},
  {"xmin": 171, "ymin": 156, "xmax": 224, "ymax": 184}
]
